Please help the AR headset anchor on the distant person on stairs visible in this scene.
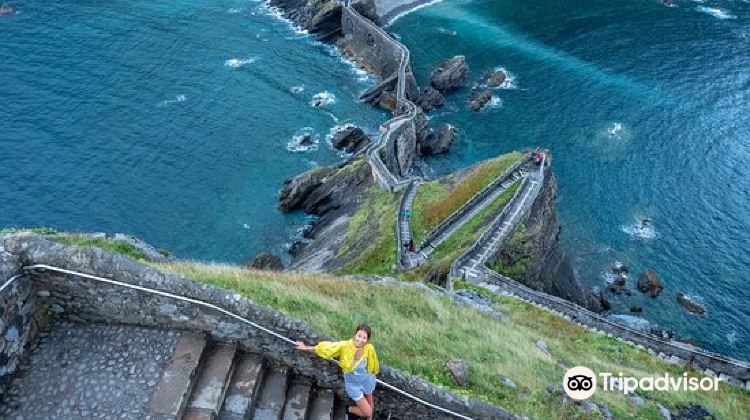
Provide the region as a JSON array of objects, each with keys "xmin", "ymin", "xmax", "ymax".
[{"xmin": 295, "ymin": 324, "xmax": 379, "ymax": 419}]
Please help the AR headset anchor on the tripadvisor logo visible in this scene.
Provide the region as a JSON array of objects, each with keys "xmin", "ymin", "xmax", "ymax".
[{"xmin": 562, "ymin": 366, "xmax": 721, "ymax": 400}]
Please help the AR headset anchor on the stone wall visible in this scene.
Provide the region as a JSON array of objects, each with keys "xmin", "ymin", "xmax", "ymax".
[
  {"xmin": 0, "ymin": 248, "xmax": 46, "ymax": 396},
  {"xmin": 1, "ymin": 234, "xmax": 514, "ymax": 419},
  {"xmin": 340, "ymin": 6, "xmax": 418, "ymax": 100}
]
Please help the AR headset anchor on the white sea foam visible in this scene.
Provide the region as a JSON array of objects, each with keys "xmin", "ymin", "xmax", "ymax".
[
  {"xmin": 608, "ymin": 122, "xmax": 624, "ymax": 138},
  {"xmin": 696, "ymin": 6, "xmax": 736, "ymax": 19},
  {"xmin": 309, "ymin": 91, "xmax": 336, "ymax": 108},
  {"xmin": 290, "ymin": 85, "xmax": 305, "ymax": 94},
  {"xmin": 487, "ymin": 95, "xmax": 502, "ymax": 108},
  {"xmin": 385, "ymin": 0, "xmax": 446, "ymax": 27},
  {"xmin": 621, "ymin": 217, "xmax": 657, "ymax": 240},
  {"xmin": 243, "ymin": 223, "xmax": 250, "ymax": 229},
  {"xmin": 325, "ymin": 123, "xmax": 357, "ymax": 147},
  {"xmin": 726, "ymin": 331, "xmax": 738, "ymax": 346},
  {"xmin": 437, "ymin": 27, "xmax": 457, "ymax": 36},
  {"xmin": 287, "ymin": 127, "xmax": 320, "ymax": 152},
  {"xmin": 158, "ymin": 94, "xmax": 187, "ymax": 107},
  {"xmin": 227, "ymin": 8, "xmax": 241, "ymax": 14},
  {"xmin": 260, "ymin": 4, "xmax": 310, "ymax": 36},
  {"xmin": 493, "ymin": 67, "xmax": 518, "ymax": 89},
  {"xmin": 224, "ymin": 57, "xmax": 258, "ymax": 68}
]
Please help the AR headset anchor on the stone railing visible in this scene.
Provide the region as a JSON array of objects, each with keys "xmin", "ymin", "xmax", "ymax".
[
  {"xmin": 474, "ymin": 269, "xmax": 750, "ymax": 388},
  {"xmin": 418, "ymin": 153, "xmax": 531, "ymax": 252},
  {"xmin": 0, "ymin": 234, "xmax": 515, "ymax": 419},
  {"xmin": 448, "ymin": 175, "xmax": 533, "ymax": 283}
]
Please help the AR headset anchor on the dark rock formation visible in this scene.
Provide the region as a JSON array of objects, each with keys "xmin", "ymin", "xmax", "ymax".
[
  {"xmin": 424, "ymin": 266, "xmax": 447, "ymax": 286},
  {"xmin": 278, "ymin": 167, "xmax": 335, "ymax": 213},
  {"xmin": 430, "ymin": 55, "xmax": 469, "ymax": 91},
  {"xmin": 469, "ymin": 89, "xmax": 493, "ymax": 111},
  {"xmin": 415, "ymin": 87, "xmax": 444, "ymax": 112},
  {"xmin": 493, "ymin": 167, "xmax": 605, "ymax": 312},
  {"xmin": 629, "ymin": 305, "xmax": 643, "ymax": 313},
  {"xmin": 419, "ymin": 124, "xmax": 456, "ymax": 155},
  {"xmin": 329, "ymin": 125, "xmax": 371, "ymax": 153},
  {"xmin": 606, "ymin": 275, "xmax": 631, "ymax": 296},
  {"xmin": 445, "ymin": 360, "xmax": 469, "ymax": 386},
  {"xmin": 637, "ymin": 269, "xmax": 663, "ymax": 298},
  {"xmin": 484, "ymin": 69, "xmax": 507, "ymax": 88},
  {"xmin": 676, "ymin": 292, "xmax": 706, "ymax": 316},
  {"xmin": 248, "ymin": 252, "xmax": 283, "ymax": 270},
  {"xmin": 612, "ymin": 262, "xmax": 628, "ymax": 275},
  {"xmin": 298, "ymin": 133, "xmax": 315, "ymax": 147},
  {"xmin": 671, "ymin": 404, "xmax": 716, "ymax": 420}
]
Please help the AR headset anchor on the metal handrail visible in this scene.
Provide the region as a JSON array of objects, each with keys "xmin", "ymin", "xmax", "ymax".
[{"xmin": 2, "ymin": 263, "xmax": 477, "ymax": 419}]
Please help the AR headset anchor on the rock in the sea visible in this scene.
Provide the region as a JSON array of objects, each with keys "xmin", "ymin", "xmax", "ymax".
[
  {"xmin": 469, "ymin": 89, "xmax": 493, "ymax": 111},
  {"xmin": 629, "ymin": 305, "xmax": 643, "ymax": 313},
  {"xmin": 670, "ymin": 404, "xmax": 716, "ymax": 420},
  {"xmin": 415, "ymin": 87, "xmax": 444, "ymax": 112},
  {"xmin": 430, "ymin": 55, "xmax": 469, "ymax": 91},
  {"xmin": 637, "ymin": 269, "xmax": 663, "ymax": 298},
  {"xmin": 419, "ymin": 123, "xmax": 456, "ymax": 155},
  {"xmin": 484, "ymin": 69, "xmax": 507, "ymax": 88},
  {"xmin": 607, "ymin": 275, "xmax": 631, "ymax": 296},
  {"xmin": 446, "ymin": 360, "xmax": 470, "ymax": 386},
  {"xmin": 330, "ymin": 125, "xmax": 370, "ymax": 153},
  {"xmin": 676, "ymin": 292, "xmax": 706, "ymax": 315},
  {"xmin": 288, "ymin": 240, "xmax": 306, "ymax": 256},
  {"xmin": 612, "ymin": 261, "xmax": 629, "ymax": 275},
  {"xmin": 298, "ymin": 133, "xmax": 315, "ymax": 147},
  {"xmin": 248, "ymin": 252, "xmax": 283, "ymax": 270}
]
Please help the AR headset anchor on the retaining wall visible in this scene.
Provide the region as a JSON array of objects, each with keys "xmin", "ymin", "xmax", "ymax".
[
  {"xmin": 0, "ymin": 249, "xmax": 46, "ymax": 396},
  {"xmin": 0, "ymin": 234, "xmax": 514, "ymax": 419}
]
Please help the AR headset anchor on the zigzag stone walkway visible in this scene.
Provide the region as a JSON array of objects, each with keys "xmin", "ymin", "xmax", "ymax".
[{"xmin": 398, "ymin": 155, "xmax": 533, "ymax": 270}]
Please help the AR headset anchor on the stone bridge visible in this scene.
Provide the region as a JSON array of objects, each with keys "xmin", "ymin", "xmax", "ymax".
[{"xmin": 342, "ymin": 4, "xmax": 421, "ymax": 186}]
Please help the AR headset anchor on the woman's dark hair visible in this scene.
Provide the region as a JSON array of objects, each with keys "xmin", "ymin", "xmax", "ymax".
[{"xmin": 354, "ymin": 323, "xmax": 372, "ymax": 340}]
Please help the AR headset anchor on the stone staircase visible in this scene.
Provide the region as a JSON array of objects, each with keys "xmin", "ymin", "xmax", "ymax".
[{"xmin": 149, "ymin": 332, "xmax": 347, "ymax": 420}]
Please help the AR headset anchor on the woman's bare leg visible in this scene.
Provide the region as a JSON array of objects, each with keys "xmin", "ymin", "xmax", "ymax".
[
  {"xmin": 364, "ymin": 393, "xmax": 374, "ymax": 419},
  {"xmin": 348, "ymin": 397, "xmax": 373, "ymax": 419}
]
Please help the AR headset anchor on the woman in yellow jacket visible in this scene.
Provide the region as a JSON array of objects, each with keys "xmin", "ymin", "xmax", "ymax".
[{"xmin": 295, "ymin": 324, "xmax": 379, "ymax": 419}]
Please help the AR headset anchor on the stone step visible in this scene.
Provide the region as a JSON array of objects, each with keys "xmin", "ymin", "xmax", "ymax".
[
  {"xmin": 183, "ymin": 344, "xmax": 238, "ymax": 420},
  {"xmin": 252, "ymin": 367, "xmax": 289, "ymax": 420},
  {"xmin": 332, "ymin": 399, "xmax": 347, "ymax": 420},
  {"xmin": 281, "ymin": 378, "xmax": 313, "ymax": 420},
  {"xmin": 149, "ymin": 331, "xmax": 209, "ymax": 418},
  {"xmin": 219, "ymin": 353, "xmax": 265, "ymax": 419},
  {"xmin": 307, "ymin": 389, "xmax": 334, "ymax": 420}
]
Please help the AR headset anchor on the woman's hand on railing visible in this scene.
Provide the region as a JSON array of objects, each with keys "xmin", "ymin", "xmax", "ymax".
[{"xmin": 295, "ymin": 341, "xmax": 314, "ymax": 351}]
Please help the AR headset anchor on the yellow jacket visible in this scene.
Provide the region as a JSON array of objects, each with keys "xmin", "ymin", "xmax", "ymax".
[{"xmin": 314, "ymin": 339, "xmax": 380, "ymax": 375}]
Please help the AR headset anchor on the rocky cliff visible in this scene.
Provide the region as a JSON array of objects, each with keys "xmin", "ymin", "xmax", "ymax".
[{"xmin": 489, "ymin": 165, "xmax": 607, "ymax": 312}]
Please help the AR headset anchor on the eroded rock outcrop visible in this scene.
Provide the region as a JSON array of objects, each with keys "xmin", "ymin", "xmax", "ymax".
[
  {"xmin": 248, "ymin": 252, "xmax": 283, "ymax": 270},
  {"xmin": 419, "ymin": 124, "xmax": 456, "ymax": 155},
  {"xmin": 430, "ymin": 55, "xmax": 469, "ymax": 91},
  {"xmin": 484, "ymin": 69, "xmax": 507, "ymax": 88},
  {"xmin": 676, "ymin": 292, "xmax": 706, "ymax": 316},
  {"xmin": 637, "ymin": 269, "xmax": 663, "ymax": 298},
  {"xmin": 491, "ymin": 165, "xmax": 606, "ymax": 312},
  {"xmin": 414, "ymin": 87, "xmax": 444, "ymax": 112},
  {"xmin": 329, "ymin": 125, "xmax": 371, "ymax": 153},
  {"xmin": 469, "ymin": 89, "xmax": 493, "ymax": 111}
]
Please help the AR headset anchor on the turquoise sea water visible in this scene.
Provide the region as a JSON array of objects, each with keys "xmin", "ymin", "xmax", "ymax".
[
  {"xmin": 390, "ymin": 0, "xmax": 750, "ymax": 359},
  {"xmin": 2, "ymin": 0, "xmax": 748, "ymax": 359}
]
